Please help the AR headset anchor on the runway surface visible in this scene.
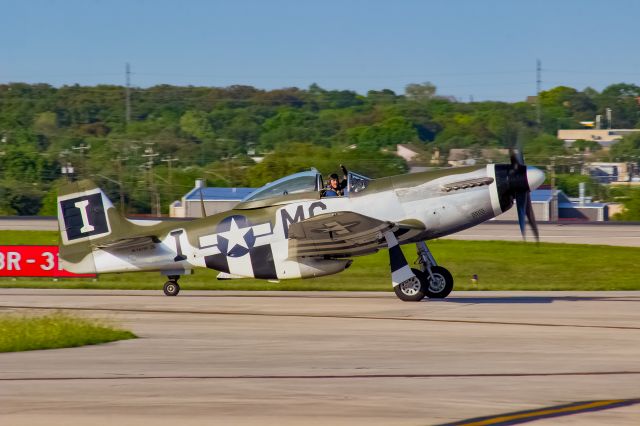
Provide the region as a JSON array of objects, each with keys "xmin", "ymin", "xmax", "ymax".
[
  {"xmin": 443, "ymin": 222, "xmax": 640, "ymax": 247},
  {"xmin": 1, "ymin": 289, "xmax": 639, "ymax": 425}
]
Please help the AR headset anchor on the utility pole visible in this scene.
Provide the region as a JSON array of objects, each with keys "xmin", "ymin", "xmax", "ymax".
[
  {"xmin": 112, "ymin": 155, "xmax": 129, "ymax": 214},
  {"xmin": 161, "ymin": 155, "xmax": 179, "ymax": 201},
  {"xmin": 142, "ymin": 143, "xmax": 160, "ymax": 216},
  {"xmin": 125, "ymin": 63, "xmax": 131, "ymax": 125},
  {"xmin": 536, "ymin": 59, "xmax": 542, "ymax": 126},
  {"xmin": 549, "ymin": 156, "xmax": 557, "ymax": 222},
  {"xmin": 123, "ymin": 64, "xmax": 132, "ymax": 213},
  {"xmin": 71, "ymin": 143, "xmax": 91, "ymax": 178}
]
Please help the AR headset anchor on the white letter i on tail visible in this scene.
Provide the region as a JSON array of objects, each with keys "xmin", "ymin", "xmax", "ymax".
[{"xmin": 74, "ymin": 200, "xmax": 95, "ymax": 233}]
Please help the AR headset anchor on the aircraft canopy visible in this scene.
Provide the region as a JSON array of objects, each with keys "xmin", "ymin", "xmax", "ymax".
[{"xmin": 242, "ymin": 168, "xmax": 371, "ymax": 202}]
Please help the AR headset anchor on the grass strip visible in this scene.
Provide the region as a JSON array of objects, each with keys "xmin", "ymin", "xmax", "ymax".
[
  {"xmin": 0, "ymin": 230, "xmax": 59, "ymax": 245},
  {"xmin": 1, "ymin": 231, "xmax": 639, "ymax": 291},
  {"xmin": 0, "ymin": 312, "xmax": 136, "ymax": 352}
]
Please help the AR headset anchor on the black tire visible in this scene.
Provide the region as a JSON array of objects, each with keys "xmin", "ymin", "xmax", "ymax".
[
  {"xmin": 425, "ymin": 266, "xmax": 454, "ymax": 299},
  {"xmin": 163, "ymin": 281, "xmax": 180, "ymax": 296},
  {"xmin": 393, "ymin": 268, "xmax": 427, "ymax": 302}
]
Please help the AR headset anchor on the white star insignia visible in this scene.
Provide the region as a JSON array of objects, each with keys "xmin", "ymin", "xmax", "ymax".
[{"xmin": 218, "ymin": 217, "xmax": 250, "ymax": 252}]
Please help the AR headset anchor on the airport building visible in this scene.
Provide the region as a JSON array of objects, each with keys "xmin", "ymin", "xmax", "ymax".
[
  {"xmin": 495, "ymin": 189, "xmax": 608, "ymax": 222},
  {"xmin": 557, "ymin": 129, "xmax": 640, "ymax": 149},
  {"xmin": 170, "ymin": 179, "xmax": 255, "ymax": 218},
  {"xmin": 585, "ymin": 162, "xmax": 635, "ymax": 183}
]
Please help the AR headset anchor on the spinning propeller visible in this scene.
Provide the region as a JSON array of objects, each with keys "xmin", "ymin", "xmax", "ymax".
[{"xmin": 506, "ymin": 147, "xmax": 545, "ymax": 242}]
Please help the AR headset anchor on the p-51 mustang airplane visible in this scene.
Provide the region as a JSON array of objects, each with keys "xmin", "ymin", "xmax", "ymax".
[{"xmin": 56, "ymin": 152, "xmax": 544, "ymax": 301}]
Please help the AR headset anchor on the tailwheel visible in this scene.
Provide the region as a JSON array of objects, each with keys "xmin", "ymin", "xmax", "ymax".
[
  {"xmin": 394, "ymin": 268, "xmax": 427, "ymax": 302},
  {"xmin": 163, "ymin": 280, "xmax": 180, "ymax": 296},
  {"xmin": 425, "ymin": 266, "xmax": 453, "ymax": 299}
]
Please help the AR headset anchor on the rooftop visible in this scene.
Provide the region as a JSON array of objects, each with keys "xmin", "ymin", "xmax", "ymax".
[
  {"xmin": 530, "ymin": 189, "xmax": 570, "ymax": 203},
  {"xmin": 185, "ymin": 187, "xmax": 256, "ymax": 201}
]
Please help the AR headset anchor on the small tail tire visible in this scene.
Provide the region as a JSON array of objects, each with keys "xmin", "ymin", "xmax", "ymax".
[
  {"xmin": 393, "ymin": 268, "xmax": 427, "ymax": 302},
  {"xmin": 163, "ymin": 281, "xmax": 180, "ymax": 296},
  {"xmin": 425, "ymin": 266, "xmax": 453, "ymax": 299}
]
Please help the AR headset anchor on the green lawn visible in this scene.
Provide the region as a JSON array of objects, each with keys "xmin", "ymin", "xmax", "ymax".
[
  {"xmin": 0, "ymin": 312, "xmax": 136, "ymax": 352},
  {"xmin": 0, "ymin": 231, "xmax": 639, "ymax": 291},
  {"xmin": 0, "ymin": 230, "xmax": 59, "ymax": 245}
]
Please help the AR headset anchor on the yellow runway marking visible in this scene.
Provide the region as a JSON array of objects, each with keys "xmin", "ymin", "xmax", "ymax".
[{"xmin": 440, "ymin": 398, "xmax": 640, "ymax": 425}]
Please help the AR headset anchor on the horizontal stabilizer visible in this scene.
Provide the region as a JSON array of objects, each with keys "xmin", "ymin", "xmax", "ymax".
[
  {"xmin": 216, "ymin": 272, "xmax": 249, "ymax": 280},
  {"xmin": 95, "ymin": 236, "xmax": 161, "ymax": 250}
]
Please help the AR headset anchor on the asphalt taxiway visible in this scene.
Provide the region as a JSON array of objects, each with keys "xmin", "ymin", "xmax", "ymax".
[
  {"xmin": 1, "ymin": 289, "xmax": 639, "ymax": 425},
  {"xmin": 443, "ymin": 222, "xmax": 640, "ymax": 247}
]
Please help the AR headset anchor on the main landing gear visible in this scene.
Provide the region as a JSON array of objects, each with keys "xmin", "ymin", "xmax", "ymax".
[
  {"xmin": 384, "ymin": 232, "xmax": 454, "ymax": 302},
  {"xmin": 414, "ymin": 241, "xmax": 453, "ymax": 300},
  {"xmin": 163, "ymin": 275, "xmax": 181, "ymax": 296}
]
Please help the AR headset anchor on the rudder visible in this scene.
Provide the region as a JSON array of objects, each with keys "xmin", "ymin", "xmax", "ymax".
[{"xmin": 57, "ymin": 180, "xmax": 132, "ymax": 273}]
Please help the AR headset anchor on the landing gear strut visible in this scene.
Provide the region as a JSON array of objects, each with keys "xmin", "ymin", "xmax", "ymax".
[
  {"xmin": 415, "ymin": 241, "xmax": 454, "ymax": 299},
  {"xmin": 163, "ymin": 275, "xmax": 180, "ymax": 296},
  {"xmin": 384, "ymin": 232, "xmax": 454, "ymax": 302}
]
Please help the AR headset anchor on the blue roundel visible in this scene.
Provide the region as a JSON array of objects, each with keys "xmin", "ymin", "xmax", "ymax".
[{"xmin": 215, "ymin": 215, "xmax": 255, "ymax": 257}]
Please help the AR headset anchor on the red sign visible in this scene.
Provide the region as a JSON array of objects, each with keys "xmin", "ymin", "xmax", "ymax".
[{"xmin": 0, "ymin": 245, "xmax": 96, "ymax": 278}]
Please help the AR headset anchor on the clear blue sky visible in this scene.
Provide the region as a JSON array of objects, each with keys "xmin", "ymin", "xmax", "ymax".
[{"xmin": 1, "ymin": 0, "xmax": 639, "ymax": 101}]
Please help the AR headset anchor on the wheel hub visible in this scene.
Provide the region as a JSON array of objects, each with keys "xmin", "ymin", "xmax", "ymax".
[
  {"xmin": 400, "ymin": 277, "xmax": 421, "ymax": 296},
  {"xmin": 428, "ymin": 273, "xmax": 446, "ymax": 293}
]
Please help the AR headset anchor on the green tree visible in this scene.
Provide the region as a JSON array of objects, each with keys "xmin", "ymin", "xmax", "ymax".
[
  {"xmin": 345, "ymin": 116, "xmax": 418, "ymax": 150},
  {"xmin": 524, "ymin": 134, "xmax": 566, "ymax": 162},
  {"xmin": 572, "ymin": 139, "xmax": 601, "ymax": 153},
  {"xmin": 555, "ymin": 174, "xmax": 597, "ymax": 198},
  {"xmin": 179, "ymin": 110, "xmax": 215, "ymax": 141},
  {"xmin": 609, "ymin": 133, "xmax": 640, "ymax": 161},
  {"xmin": 612, "ymin": 188, "xmax": 640, "ymax": 221},
  {"xmin": 38, "ymin": 183, "xmax": 61, "ymax": 216},
  {"xmin": 404, "ymin": 82, "xmax": 437, "ymax": 101},
  {"xmin": 0, "ymin": 185, "xmax": 17, "ymax": 215},
  {"xmin": 32, "ymin": 111, "xmax": 59, "ymax": 138},
  {"xmin": 596, "ymin": 84, "xmax": 640, "ymax": 128},
  {"xmin": 258, "ymin": 109, "xmax": 323, "ymax": 150}
]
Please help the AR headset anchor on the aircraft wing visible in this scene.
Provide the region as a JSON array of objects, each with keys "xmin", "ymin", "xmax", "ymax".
[{"xmin": 287, "ymin": 211, "xmax": 423, "ymax": 258}]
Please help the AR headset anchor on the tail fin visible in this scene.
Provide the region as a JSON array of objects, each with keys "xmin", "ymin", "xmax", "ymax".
[{"xmin": 57, "ymin": 180, "xmax": 138, "ymax": 273}]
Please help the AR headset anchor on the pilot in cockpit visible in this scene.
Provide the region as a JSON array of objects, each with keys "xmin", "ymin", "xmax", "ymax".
[{"xmin": 322, "ymin": 165, "xmax": 348, "ymax": 197}]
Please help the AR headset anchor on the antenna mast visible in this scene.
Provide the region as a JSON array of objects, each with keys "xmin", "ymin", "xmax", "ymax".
[
  {"xmin": 125, "ymin": 63, "xmax": 131, "ymax": 125},
  {"xmin": 536, "ymin": 59, "xmax": 542, "ymax": 126}
]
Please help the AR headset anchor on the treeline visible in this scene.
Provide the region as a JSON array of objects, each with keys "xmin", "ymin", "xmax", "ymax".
[{"xmin": 0, "ymin": 81, "xmax": 639, "ymax": 215}]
